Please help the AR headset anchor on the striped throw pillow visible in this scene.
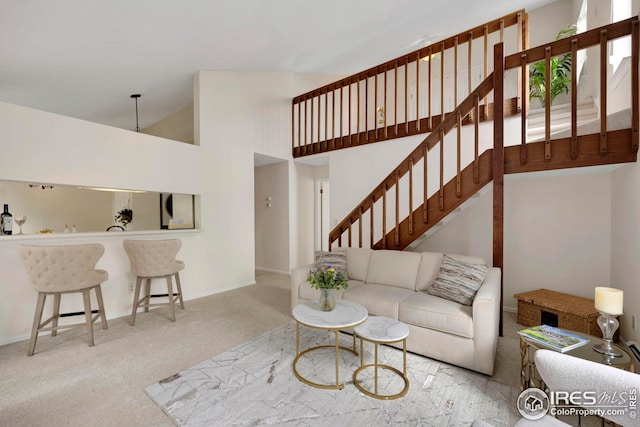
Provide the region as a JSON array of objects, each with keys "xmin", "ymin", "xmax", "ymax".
[
  {"xmin": 426, "ymin": 254, "xmax": 488, "ymax": 305},
  {"xmin": 314, "ymin": 248, "xmax": 347, "ymax": 276}
]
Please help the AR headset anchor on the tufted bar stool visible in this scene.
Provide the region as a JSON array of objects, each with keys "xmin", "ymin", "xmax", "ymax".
[
  {"xmin": 123, "ymin": 239, "xmax": 185, "ymax": 325},
  {"xmin": 20, "ymin": 244, "xmax": 109, "ymax": 356}
]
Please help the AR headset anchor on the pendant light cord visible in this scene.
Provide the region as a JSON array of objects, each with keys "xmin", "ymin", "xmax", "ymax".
[{"xmin": 130, "ymin": 94, "xmax": 141, "ymax": 132}]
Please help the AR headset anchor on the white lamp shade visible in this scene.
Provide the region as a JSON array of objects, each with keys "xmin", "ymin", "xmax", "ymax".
[{"xmin": 594, "ymin": 287, "xmax": 624, "ymax": 315}]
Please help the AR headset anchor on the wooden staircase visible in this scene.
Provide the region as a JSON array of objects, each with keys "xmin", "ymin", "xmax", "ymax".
[
  {"xmin": 291, "ymin": 16, "xmax": 638, "ymax": 255},
  {"xmin": 292, "ymin": 15, "xmax": 639, "ymax": 333}
]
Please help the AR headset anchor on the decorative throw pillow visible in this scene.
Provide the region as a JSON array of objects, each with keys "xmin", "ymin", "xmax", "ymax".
[
  {"xmin": 426, "ymin": 254, "xmax": 488, "ymax": 305},
  {"xmin": 314, "ymin": 248, "xmax": 347, "ymax": 276}
]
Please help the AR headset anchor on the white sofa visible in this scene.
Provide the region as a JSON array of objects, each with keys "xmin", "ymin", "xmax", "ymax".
[{"xmin": 290, "ymin": 248, "xmax": 501, "ymax": 375}]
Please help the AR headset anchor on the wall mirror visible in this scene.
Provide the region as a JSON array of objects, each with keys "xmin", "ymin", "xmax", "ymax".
[{"xmin": 0, "ymin": 180, "xmax": 197, "ymax": 234}]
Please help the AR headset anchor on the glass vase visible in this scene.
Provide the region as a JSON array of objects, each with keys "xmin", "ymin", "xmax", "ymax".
[{"xmin": 318, "ymin": 288, "xmax": 336, "ymax": 311}]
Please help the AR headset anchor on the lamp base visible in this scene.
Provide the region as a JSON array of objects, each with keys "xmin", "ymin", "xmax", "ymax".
[{"xmin": 593, "ymin": 340, "xmax": 623, "ymax": 357}]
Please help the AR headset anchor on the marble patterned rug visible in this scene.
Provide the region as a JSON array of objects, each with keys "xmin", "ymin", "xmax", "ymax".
[{"xmin": 145, "ymin": 321, "xmax": 513, "ymax": 426}]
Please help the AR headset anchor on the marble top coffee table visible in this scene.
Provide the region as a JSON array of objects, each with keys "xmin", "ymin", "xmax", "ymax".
[
  {"xmin": 353, "ymin": 316, "xmax": 410, "ymax": 399},
  {"xmin": 292, "ymin": 299, "xmax": 368, "ymax": 390}
]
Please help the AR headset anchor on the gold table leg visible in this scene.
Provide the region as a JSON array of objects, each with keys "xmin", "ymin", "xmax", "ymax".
[{"xmin": 292, "ymin": 322, "xmax": 359, "ymax": 390}]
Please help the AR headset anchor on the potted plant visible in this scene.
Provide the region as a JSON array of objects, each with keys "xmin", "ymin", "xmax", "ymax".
[
  {"xmin": 529, "ymin": 24, "xmax": 577, "ymax": 108},
  {"xmin": 306, "ymin": 265, "xmax": 348, "ymax": 311},
  {"xmin": 115, "ymin": 208, "xmax": 133, "ymax": 229}
]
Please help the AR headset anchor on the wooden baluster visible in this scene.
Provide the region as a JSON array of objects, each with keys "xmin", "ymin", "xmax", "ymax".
[
  {"xmin": 571, "ymin": 39, "xmax": 578, "ymax": 160},
  {"xmin": 632, "ymin": 20, "xmax": 639, "ymax": 152},
  {"xmin": 500, "ymin": 19, "xmax": 504, "ymax": 42},
  {"xmin": 439, "ymin": 127, "xmax": 445, "ymax": 211},
  {"xmin": 544, "ymin": 46, "xmax": 551, "ymax": 161},
  {"xmin": 456, "ymin": 111, "xmax": 462, "ymax": 197},
  {"xmin": 395, "ymin": 173, "xmax": 400, "ymax": 246},
  {"xmin": 423, "ymin": 142, "xmax": 429, "ymax": 223},
  {"xmin": 428, "ymin": 47, "xmax": 433, "ymax": 130},
  {"xmin": 394, "ymin": 61, "xmax": 398, "ymax": 137},
  {"xmin": 332, "ymin": 87, "xmax": 336, "ymax": 150},
  {"xmin": 311, "ymin": 94, "xmax": 314, "ymax": 152},
  {"xmin": 440, "ymin": 42, "xmax": 445, "ymax": 120},
  {"xmin": 405, "ymin": 58, "xmax": 409, "ymax": 135},
  {"xmin": 382, "ymin": 186, "xmax": 387, "ymax": 248},
  {"xmin": 317, "ymin": 92, "xmax": 321, "ymax": 149},
  {"xmin": 454, "ymin": 37, "xmax": 458, "ymax": 110},
  {"xmin": 358, "ymin": 208, "xmax": 363, "ymax": 248},
  {"xmin": 291, "ymin": 101, "xmax": 295, "ymax": 155},
  {"xmin": 416, "ymin": 54, "xmax": 420, "ymax": 132},
  {"xmin": 348, "ymin": 223, "xmax": 352, "ymax": 247},
  {"xmin": 600, "ymin": 30, "xmax": 608, "ymax": 155},
  {"xmin": 324, "ymin": 89, "xmax": 328, "ymax": 151},
  {"xmin": 338, "ymin": 86, "xmax": 344, "ymax": 148},
  {"xmin": 384, "ymin": 66, "xmax": 388, "ymax": 138},
  {"xmin": 409, "ymin": 157, "xmax": 414, "ymax": 235},
  {"xmin": 365, "ymin": 75, "xmax": 369, "ymax": 142},
  {"xmin": 375, "ymin": 72, "xmax": 379, "ymax": 140},
  {"xmin": 520, "ymin": 53, "xmax": 528, "ymax": 164},
  {"xmin": 370, "ymin": 196, "xmax": 375, "ymax": 249},
  {"xmin": 516, "ymin": 13, "xmax": 523, "ymax": 113},
  {"xmin": 304, "ymin": 97, "xmax": 308, "ymax": 155},
  {"xmin": 468, "ymin": 32, "xmax": 473, "ymax": 111},
  {"xmin": 297, "ymin": 100, "xmax": 302, "ymax": 154},
  {"xmin": 348, "ymin": 80, "xmax": 352, "ymax": 146},
  {"xmin": 337, "ymin": 227, "xmax": 342, "ymax": 247},
  {"xmin": 474, "ymin": 95, "xmax": 480, "ymax": 184},
  {"xmin": 483, "ymin": 25, "xmax": 489, "ymax": 118},
  {"xmin": 356, "ymin": 76, "xmax": 360, "ymax": 144}
]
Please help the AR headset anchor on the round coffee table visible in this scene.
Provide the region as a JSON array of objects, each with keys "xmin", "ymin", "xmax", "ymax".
[
  {"xmin": 353, "ymin": 316, "xmax": 410, "ymax": 399},
  {"xmin": 292, "ymin": 299, "xmax": 368, "ymax": 390}
]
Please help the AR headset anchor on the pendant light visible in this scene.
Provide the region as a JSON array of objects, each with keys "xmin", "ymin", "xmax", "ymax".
[{"xmin": 130, "ymin": 94, "xmax": 141, "ymax": 132}]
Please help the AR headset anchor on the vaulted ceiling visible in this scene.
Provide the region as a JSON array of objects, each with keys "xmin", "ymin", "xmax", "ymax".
[{"xmin": 1, "ymin": 0, "xmax": 555, "ymax": 131}]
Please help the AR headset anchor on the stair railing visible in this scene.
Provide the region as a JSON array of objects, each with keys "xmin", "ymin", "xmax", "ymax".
[
  {"xmin": 330, "ymin": 16, "xmax": 639, "ymax": 251},
  {"xmin": 504, "ymin": 16, "xmax": 639, "ymax": 168},
  {"xmin": 329, "ymin": 73, "xmax": 495, "ymax": 250},
  {"xmin": 292, "ymin": 10, "xmax": 528, "ymax": 158}
]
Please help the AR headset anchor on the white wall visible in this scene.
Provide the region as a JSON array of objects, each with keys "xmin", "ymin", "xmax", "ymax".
[
  {"xmin": 611, "ymin": 161, "xmax": 640, "ymax": 342},
  {"xmin": 143, "ymin": 103, "xmax": 195, "ymax": 144},
  {"xmin": 254, "ymin": 161, "xmax": 289, "ymax": 274},
  {"xmin": 0, "ymin": 102, "xmax": 200, "ymax": 195}
]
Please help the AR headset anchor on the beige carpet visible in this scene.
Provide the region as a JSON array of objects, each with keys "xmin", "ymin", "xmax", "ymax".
[{"xmin": 0, "ymin": 270, "xmax": 524, "ymax": 426}]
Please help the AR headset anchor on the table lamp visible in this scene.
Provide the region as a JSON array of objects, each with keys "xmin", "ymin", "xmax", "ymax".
[{"xmin": 593, "ymin": 286, "xmax": 624, "ymax": 357}]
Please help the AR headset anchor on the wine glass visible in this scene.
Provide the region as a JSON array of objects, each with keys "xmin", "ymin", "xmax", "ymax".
[{"xmin": 14, "ymin": 214, "xmax": 26, "ymax": 235}]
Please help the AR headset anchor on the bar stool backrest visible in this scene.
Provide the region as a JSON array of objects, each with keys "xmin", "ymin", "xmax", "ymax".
[
  {"xmin": 123, "ymin": 239, "xmax": 184, "ymax": 278},
  {"xmin": 20, "ymin": 244, "xmax": 107, "ymax": 292}
]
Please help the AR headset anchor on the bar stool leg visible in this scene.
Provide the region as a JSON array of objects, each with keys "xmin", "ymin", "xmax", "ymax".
[
  {"xmin": 144, "ymin": 279, "xmax": 151, "ymax": 313},
  {"xmin": 130, "ymin": 277, "xmax": 142, "ymax": 326},
  {"xmin": 82, "ymin": 289, "xmax": 95, "ymax": 347},
  {"xmin": 175, "ymin": 273, "xmax": 184, "ymax": 309},
  {"xmin": 94, "ymin": 285, "xmax": 108, "ymax": 330},
  {"xmin": 51, "ymin": 293, "xmax": 61, "ymax": 337},
  {"xmin": 167, "ymin": 275, "xmax": 176, "ymax": 322},
  {"xmin": 28, "ymin": 293, "xmax": 47, "ymax": 356}
]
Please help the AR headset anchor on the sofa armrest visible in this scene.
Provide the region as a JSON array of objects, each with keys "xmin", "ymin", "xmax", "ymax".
[
  {"xmin": 471, "ymin": 267, "xmax": 501, "ymax": 374},
  {"xmin": 291, "ymin": 264, "xmax": 313, "ymax": 313}
]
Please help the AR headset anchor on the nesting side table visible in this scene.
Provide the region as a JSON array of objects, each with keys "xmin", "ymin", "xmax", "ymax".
[{"xmin": 353, "ymin": 316, "xmax": 410, "ymax": 400}]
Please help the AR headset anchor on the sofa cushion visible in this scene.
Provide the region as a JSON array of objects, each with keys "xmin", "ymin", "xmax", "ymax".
[
  {"xmin": 399, "ymin": 292, "xmax": 473, "ymax": 338},
  {"xmin": 346, "ymin": 247, "xmax": 372, "ymax": 281},
  {"xmin": 314, "ymin": 248, "xmax": 347, "ymax": 275},
  {"xmin": 426, "ymin": 254, "xmax": 488, "ymax": 305},
  {"xmin": 415, "ymin": 252, "xmax": 487, "ymax": 291},
  {"xmin": 343, "ymin": 283, "xmax": 414, "ymax": 319},
  {"xmin": 365, "ymin": 250, "xmax": 422, "ymax": 290}
]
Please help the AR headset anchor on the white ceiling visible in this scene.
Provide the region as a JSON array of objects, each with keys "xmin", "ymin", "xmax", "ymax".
[{"xmin": 1, "ymin": 0, "xmax": 555, "ymax": 131}]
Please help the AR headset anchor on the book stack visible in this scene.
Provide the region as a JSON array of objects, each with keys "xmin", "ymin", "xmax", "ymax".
[{"xmin": 518, "ymin": 324, "xmax": 590, "ymax": 353}]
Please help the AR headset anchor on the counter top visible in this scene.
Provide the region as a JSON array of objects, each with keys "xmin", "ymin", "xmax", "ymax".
[{"xmin": 0, "ymin": 228, "xmax": 202, "ymax": 242}]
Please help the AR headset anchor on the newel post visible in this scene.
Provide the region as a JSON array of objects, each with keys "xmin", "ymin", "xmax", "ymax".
[{"xmin": 493, "ymin": 42, "xmax": 505, "ymax": 337}]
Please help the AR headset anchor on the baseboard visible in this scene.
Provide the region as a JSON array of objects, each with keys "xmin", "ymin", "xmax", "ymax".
[{"xmin": 255, "ymin": 267, "xmax": 291, "ymax": 275}]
